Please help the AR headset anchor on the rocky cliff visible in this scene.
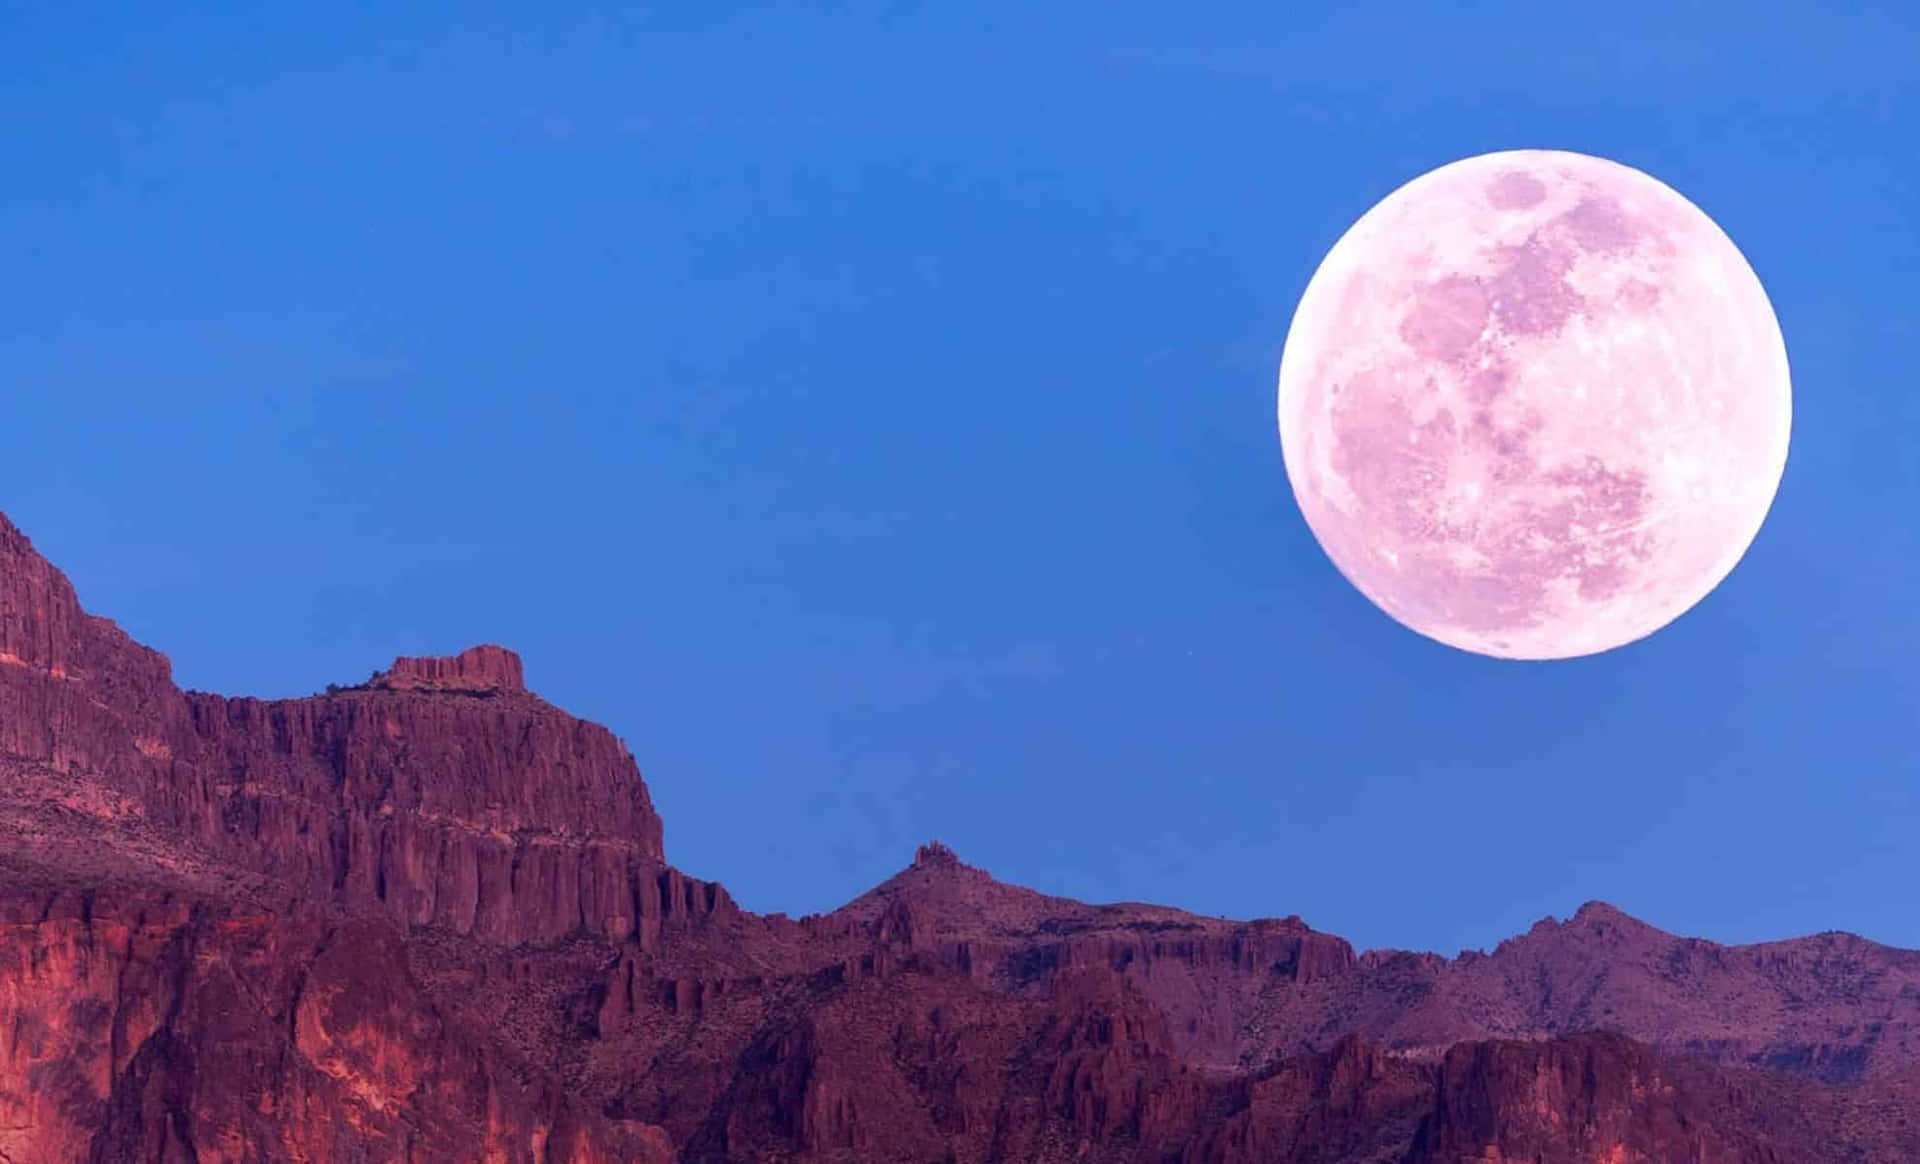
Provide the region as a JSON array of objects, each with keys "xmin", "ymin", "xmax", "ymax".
[
  {"xmin": 2, "ymin": 513, "xmax": 684, "ymax": 950},
  {"xmin": 2, "ymin": 509, "xmax": 1917, "ymax": 1162}
]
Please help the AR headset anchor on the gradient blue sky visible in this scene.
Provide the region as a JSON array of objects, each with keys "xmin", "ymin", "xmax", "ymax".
[{"xmin": 4, "ymin": 5, "xmax": 1915, "ymax": 955}]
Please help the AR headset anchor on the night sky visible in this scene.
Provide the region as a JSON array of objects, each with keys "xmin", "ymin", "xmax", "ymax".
[{"xmin": 4, "ymin": 4, "xmax": 1914, "ymax": 954}]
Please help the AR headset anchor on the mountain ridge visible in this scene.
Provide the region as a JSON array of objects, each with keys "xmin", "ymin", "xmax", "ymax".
[{"xmin": 2, "ymin": 508, "xmax": 1916, "ymax": 1162}]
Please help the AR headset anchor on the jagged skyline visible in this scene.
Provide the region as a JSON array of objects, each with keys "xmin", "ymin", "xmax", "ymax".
[{"xmin": 3, "ymin": 506, "xmax": 1917, "ymax": 1159}]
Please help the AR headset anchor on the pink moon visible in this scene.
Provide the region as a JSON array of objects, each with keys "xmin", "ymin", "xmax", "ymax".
[{"xmin": 1277, "ymin": 149, "xmax": 1791, "ymax": 660}]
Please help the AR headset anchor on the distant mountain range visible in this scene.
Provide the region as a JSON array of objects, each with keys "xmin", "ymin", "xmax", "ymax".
[{"xmin": 2, "ymin": 509, "xmax": 1914, "ymax": 1162}]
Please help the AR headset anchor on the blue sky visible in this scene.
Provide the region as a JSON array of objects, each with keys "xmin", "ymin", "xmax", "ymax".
[{"xmin": 3, "ymin": 4, "xmax": 1914, "ymax": 955}]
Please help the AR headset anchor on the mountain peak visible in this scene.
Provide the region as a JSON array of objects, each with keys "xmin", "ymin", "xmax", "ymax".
[
  {"xmin": 371, "ymin": 645, "xmax": 525, "ymax": 695},
  {"xmin": 912, "ymin": 839, "xmax": 963, "ymax": 869},
  {"xmin": 1572, "ymin": 899, "xmax": 1633, "ymax": 924}
]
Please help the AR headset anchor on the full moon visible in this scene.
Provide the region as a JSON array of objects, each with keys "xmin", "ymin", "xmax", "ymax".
[{"xmin": 1277, "ymin": 149, "xmax": 1791, "ymax": 659}]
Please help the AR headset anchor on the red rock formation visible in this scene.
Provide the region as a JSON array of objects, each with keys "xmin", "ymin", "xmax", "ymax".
[
  {"xmin": 4, "ymin": 508, "xmax": 1920, "ymax": 1162},
  {"xmin": 172, "ymin": 683, "xmax": 689, "ymax": 944},
  {"xmin": 373, "ymin": 644, "xmax": 527, "ymax": 694},
  {"xmin": 0, "ymin": 513, "xmax": 184, "ymax": 787},
  {"xmin": 1403, "ymin": 1033, "xmax": 1786, "ymax": 1163},
  {"xmin": 0, "ymin": 877, "xmax": 671, "ymax": 1162},
  {"xmin": 3, "ymin": 514, "xmax": 689, "ymax": 948}
]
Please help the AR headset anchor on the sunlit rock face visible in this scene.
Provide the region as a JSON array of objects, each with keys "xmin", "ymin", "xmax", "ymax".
[
  {"xmin": 1279, "ymin": 149, "xmax": 1791, "ymax": 659},
  {"xmin": 0, "ymin": 887, "xmax": 673, "ymax": 1163}
]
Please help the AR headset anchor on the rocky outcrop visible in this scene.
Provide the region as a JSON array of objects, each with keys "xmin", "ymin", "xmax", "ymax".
[{"xmin": 372, "ymin": 644, "xmax": 527, "ymax": 695}]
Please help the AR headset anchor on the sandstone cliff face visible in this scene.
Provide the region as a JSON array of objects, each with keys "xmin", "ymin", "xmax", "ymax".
[
  {"xmin": 0, "ymin": 877, "xmax": 671, "ymax": 1163},
  {"xmin": 3, "ymin": 508, "xmax": 1919, "ymax": 1163},
  {"xmin": 174, "ymin": 683, "xmax": 690, "ymax": 946},
  {"xmin": 0, "ymin": 514, "xmax": 185, "ymax": 792}
]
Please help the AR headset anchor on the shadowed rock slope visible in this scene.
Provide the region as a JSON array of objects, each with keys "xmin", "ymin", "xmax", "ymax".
[{"xmin": 2, "ymin": 510, "xmax": 1916, "ymax": 1162}]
